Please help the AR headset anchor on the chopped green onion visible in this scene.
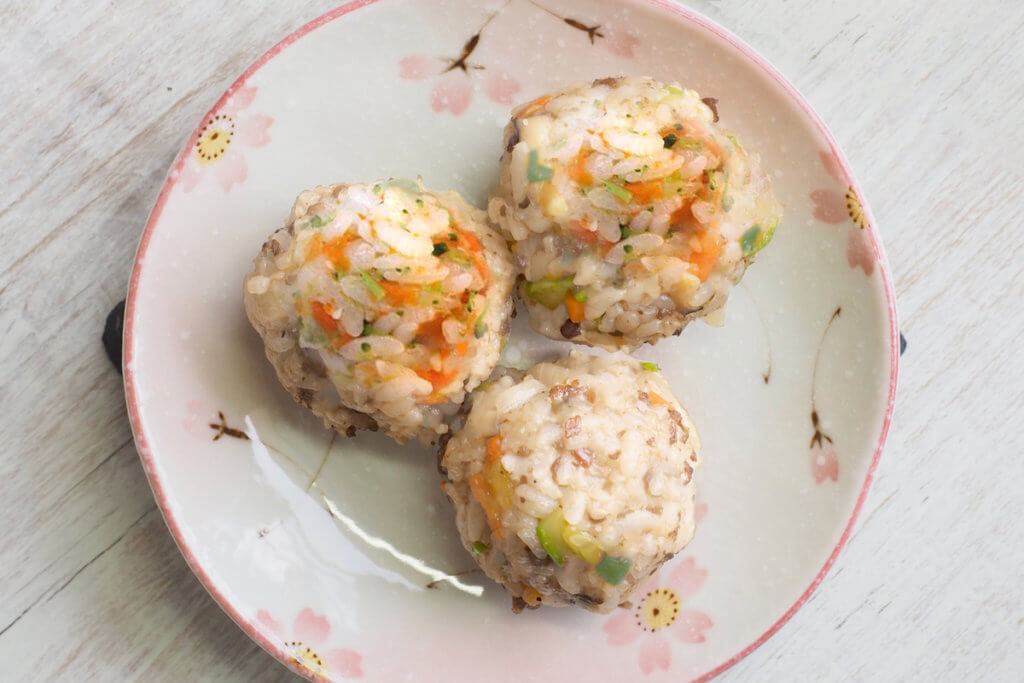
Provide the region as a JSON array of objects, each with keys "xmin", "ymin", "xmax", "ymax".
[
  {"xmin": 665, "ymin": 85, "xmax": 684, "ymax": 95},
  {"xmin": 740, "ymin": 226, "xmax": 761, "ymax": 255},
  {"xmin": 360, "ymin": 341, "xmax": 370, "ymax": 352},
  {"xmin": 572, "ymin": 289, "xmax": 588, "ymax": 303},
  {"xmin": 432, "ymin": 242, "xmax": 449, "ymax": 256},
  {"xmin": 382, "ymin": 178, "xmax": 421, "ymax": 194},
  {"xmin": 537, "ymin": 509, "xmax": 570, "ymax": 565},
  {"xmin": 707, "ymin": 170, "xmax": 719, "ymax": 191},
  {"xmin": 674, "ymin": 123, "xmax": 684, "ymax": 131},
  {"xmin": 623, "ymin": 244, "xmax": 634, "ymax": 254},
  {"xmin": 662, "ymin": 133, "xmax": 678, "ymax": 148},
  {"xmin": 446, "ymin": 249, "xmax": 474, "ymax": 267},
  {"xmin": 640, "ymin": 362, "xmax": 660, "ymax": 372},
  {"xmin": 474, "ymin": 316, "xmax": 486, "ymax": 339},
  {"xmin": 596, "ymin": 555, "xmax": 632, "ymax": 585},
  {"xmin": 448, "ymin": 232, "xmax": 458, "ymax": 242},
  {"xmin": 524, "ymin": 276, "xmax": 574, "ymax": 309},
  {"xmin": 308, "ymin": 215, "xmax": 326, "ymax": 228},
  {"xmin": 415, "ymin": 198, "xmax": 424, "ymax": 207},
  {"xmin": 602, "ymin": 179, "xmax": 633, "ymax": 202},
  {"xmin": 471, "ymin": 541, "xmax": 490, "ymax": 555},
  {"xmin": 361, "ymin": 321, "xmax": 374, "ymax": 336},
  {"xmin": 527, "ymin": 149, "xmax": 554, "ymax": 182},
  {"xmin": 359, "ymin": 270, "xmax": 386, "ymax": 300},
  {"xmin": 674, "ymin": 137, "xmax": 703, "ymax": 150}
]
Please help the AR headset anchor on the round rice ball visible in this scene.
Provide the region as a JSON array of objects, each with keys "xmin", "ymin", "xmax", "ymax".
[
  {"xmin": 440, "ymin": 351, "xmax": 701, "ymax": 613},
  {"xmin": 489, "ymin": 76, "xmax": 783, "ymax": 349},
  {"xmin": 244, "ymin": 180, "xmax": 516, "ymax": 445}
]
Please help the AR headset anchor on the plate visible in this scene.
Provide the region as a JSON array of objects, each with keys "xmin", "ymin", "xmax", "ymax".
[{"xmin": 124, "ymin": 0, "xmax": 898, "ymax": 680}]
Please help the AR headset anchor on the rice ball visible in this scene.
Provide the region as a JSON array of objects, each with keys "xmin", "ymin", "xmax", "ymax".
[
  {"xmin": 489, "ymin": 76, "xmax": 783, "ymax": 349},
  {"xmin": 440, "ymin": 351, "xmax": 701, "ymax": 613},
  {"xmin": 244, "ymin": 180, "xmax": 516, "ymax": 445}
]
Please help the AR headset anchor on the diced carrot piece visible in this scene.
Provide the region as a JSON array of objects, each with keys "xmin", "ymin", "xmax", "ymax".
[
  {"xmin": 380, "ymin": 280, "xmax": 419, "ymax": 306},
  {"xmin": 687, "ymin": 232, "xmax": 723, "ymax": 281},
  {"xmin": 469, "ymin": 473, "xmax": 505, "ymax": 539},
  {"xmin": 455, "ymin": 341, "xmax": 469, "ymax": 356},
  {"xmin": 310, "ymin": 300, "xmax": 336, "ymax": 332},
  {"xmin": 305, "ymin": 234, "xmax": 324, "ymax": 262},
  {"xmin": 567, "ymin": 149, "xmax": 593, "ymax": 186},
  {"xmin": 323, "ymin": 236, "xmax": 351, "ymax": 270},
  {"xmin": 518, "ymin": 94, "xmax": 552, "ymax": 118},
  {"xmin": 565, "ymin": 294, "xmax": 585, "ymax": 323},
  {"xmin": 521, "ymin": 585, "xmax": 542, "ymax": 605},
  {"xmin": 624, "ymin": 179, "xmax": 664, "ymax": 204},
  {"xmin": 485, "ymin": 435, "xmax": 502, "ymax": 465},
  {"xmin": 647, "ymin": 392, "xmax": 671, "ymax": 407}
]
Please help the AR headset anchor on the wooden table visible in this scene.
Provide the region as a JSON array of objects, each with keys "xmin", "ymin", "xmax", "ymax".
[{"xmin": 2, "ymin": 0, "xmax": 1021, "ymax": 679}]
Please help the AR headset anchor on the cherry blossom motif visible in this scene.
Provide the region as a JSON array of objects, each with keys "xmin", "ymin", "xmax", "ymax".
[
  {"xmin": 399, "ymin": 54, "xmax": 521, "ymax": 117},
  {"xmin": 809, "ymin": 189, "xmax": 847, "ymax": 223},
  {"xmin": 483, "ymin": 70, "xmax": 522, "ymax": 105},
  {"xmin": 605, "ymin": 27, "xmax": 641, "ymax": 58},
  {"xmin": 183, "ymin": 400, "xmax": 217, "ymax": 439},
  {"xmin": 847, "ymin": 228, "xmax": 878, "ymax": 275},
  {"xmin": 810, "ymin": 443, "xmax": 840, "ymax": 484},
  {"xmin": 819, "ymin": 150, "xmax": 847, "ymax": 184},
  {"xmin": 694, "ymin": 502, "xmax": 709, "ymax": 525},
  {"xmin": 177, "ymin": 84, "xmax": 273, "ymax": 193},
  {"xmin": 257, "ymin": 607, "xmax": 362, "ymax": 679},
  {"xmin": 430, "ymin": 75, "xmax": 474, "ymax": 116},
  {"xmin": 603, "ymin": 557, "xmax": 713, "ymax": 674}
]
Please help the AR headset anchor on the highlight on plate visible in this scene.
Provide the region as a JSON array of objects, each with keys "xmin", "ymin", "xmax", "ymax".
[
  {"xmin": 241, "ymin": 75, "xmax": 783, "ymax": 614},
  {"xmin": 489, "ymin": 76, "xmax": 783, "ymax": 349}
]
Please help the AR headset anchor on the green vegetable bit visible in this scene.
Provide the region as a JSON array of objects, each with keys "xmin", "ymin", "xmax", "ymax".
[
  {"xmin": 563, "ymin": 527, "xmax": 602, "ymax": 565},
  {"xmin": 307, "ymin": 214, "xmax": 335, "ymax": 229},
  {"xmin": 665, "ymin": 85, "xmax": 684, "ymax": 95},
  {"xmin": 527, "ymin": 149, "xmax": 554, "ymax": 182},
  {"xmin": 446, "ymin": 249, "xmax": 474, "ymax": 267},
  {"xmin": 537, "ymin": 509, "xmax": 571, "ymax": 565},
  {"xmin": 623, "ymin": 244, "xmax": 634, "ymax": 254},
  {"xmin": 663, "ymin": 133, "xmax": 678, "ymax": 149},
  {"xmin": 474, "ymin": 316, "xmax": 486, "ymax": 339},
  {"xmin": 361, "ymin": 321, "xmax": 374, "ymax": 336},
  {"xmin": 432, "ymin": 242, "xmax": 449, "ymax": 256},
  {"xmin": 359, "ymin": 270, "xmax": 386, "ymax": 300},
  {"xmin": 471, "ymin": 541, "xmax": 490, "ymax": 555},
  {"xmin": 360, "ymin": 342, "xmax": 371, "ymax": 352},
  {"xmin": 742, "ymin": 220, "xmax": 777, "ymax": 257},
  {"xmin": 572, "ymin": 289, "xmax": 588, "ymax": 303},
  {"xmin": 721, "ymin": 194, "xmax": 735, "ymax": 212},
  {"xmin": 674, "ymin": 137, "xmax": 703, "ymax": 150},
  {"xmin": 523, "ymin": 276, "xmax": 574, "ymax": 309},
  {"xmin": 640, "ymin": 362, "xmax": 660, "ymax": 372},
  {"xmin": 381, "ymin": 178, "xmax": 421, "ymax": 194},
  {"xmin": 596, "ymin": 555, "xmax": 632, "ymax": 585},
  {"xmin": 602, "ymin": 179, "xmax": 633, "ymax": 202}
]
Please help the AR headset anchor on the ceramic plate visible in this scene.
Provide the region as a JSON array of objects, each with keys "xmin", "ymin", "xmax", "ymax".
[{"xmin": 124, "ymin": 0, "xmax": 898, "ymax": 680}]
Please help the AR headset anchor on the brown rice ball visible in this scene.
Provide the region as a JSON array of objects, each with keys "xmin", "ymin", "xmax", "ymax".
[
  {"xmin": 244, "ymin": 180, "xmax": 516, "ymax": 445},
  {"xmin": 489, "ymin": 76, "xmax": 783, "ymax": 349},
  {"xmin": 440, "ymin": 351, "xmax": 701, "ymax": 613}
]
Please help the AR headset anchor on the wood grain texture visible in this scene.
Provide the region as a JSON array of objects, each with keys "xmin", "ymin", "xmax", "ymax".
[{"xmin": 0, "ymin": 0, "xmax": 1021, "ymax": 681}]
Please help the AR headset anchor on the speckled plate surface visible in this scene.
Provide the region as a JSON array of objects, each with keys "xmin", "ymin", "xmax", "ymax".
[{"xmin": 124, "ymin": 0, "xmax": 898, "ymax": 680}]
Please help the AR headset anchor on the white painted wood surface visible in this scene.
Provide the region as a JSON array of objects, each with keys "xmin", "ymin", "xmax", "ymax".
[{"xmin": 1, "ymin": 0, "xmax": 1021, "ymax": 680}]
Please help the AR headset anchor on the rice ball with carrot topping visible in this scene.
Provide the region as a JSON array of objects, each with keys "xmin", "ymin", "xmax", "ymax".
[
  {"xmin": 244, "ymin": 180, "xmax": 516, "ymax": 445},
  {"xmin": 489, "ymin": 76, "xmax": 783, "ymax": 349},
  {"xmin": 440, "ymin": 351, "xmax": 701, "ymax": 613}
]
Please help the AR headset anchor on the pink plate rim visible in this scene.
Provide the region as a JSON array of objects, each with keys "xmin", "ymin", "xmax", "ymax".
[{"xmin": 122, "ymin": 1, "xmax": 900, "ymax": 680}]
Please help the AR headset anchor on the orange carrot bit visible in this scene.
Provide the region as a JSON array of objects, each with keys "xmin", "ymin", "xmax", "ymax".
[
  {"xmin": 310, "ymin": 300, "xmax": 336, "ymax": 332},
  {"xmin": 521, "ymin": 585, "xmax": 543, "ymax": 606},
  {"xmin": 687, "ymin": 232, "xmax": 724, "ymax": 282},
  {"xmin": 469, "ymin": 473, "xmax": 505, "ymax": 540},
  {"xmin": 568, "ymin": 218, "xmax": 598, "ymax": 245},
  {"xmin": 518, "ymin": 94, "xmax": 553, "ymax": 118},
  {"xmin": 647, "ymin": 392, "xmax": 671, "ymax": 407},
  {"xmin": 484, "ymin": 435, "xmax": 503, "ymax": 465},
  {"xmin": 305, "ymin": 233, "xmax": 325, "ymax": 262},
  {"xmin": 567, "ymin": 148, "xmax": 594, "ymax": 186},
  {"xmin": 624, "ymin": 179, "xmax": 664, "ymax": 204},
  {"xmin": 323, "ymin": 236, "xmax": 352, "ymax": 270},
  {"xmin": 455, "ymin": 341, "xmax": 469, "ymax": 357},
  {"xmin": 564, "ymin": 294, "xmax": 585, "ymax": 323},
  {"xmin": 380, "ymin": 279, "xmax": 419, "ymax": 306}
]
